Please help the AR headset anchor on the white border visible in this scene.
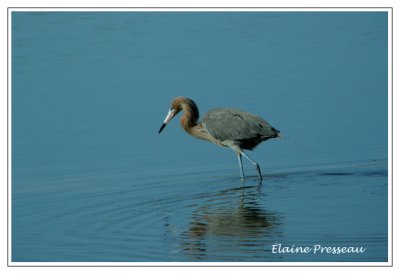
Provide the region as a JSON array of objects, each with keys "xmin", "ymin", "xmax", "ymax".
[
  {"xmin": 387, "ymin": 5, "xmax": 393, "ymax": 269},
  {"xmin": 5, "ymin": 5, "xmax": 394, "ymax": 268},
  {"xmin": 5, "ymin": 7, "xmax": 395, "ymax": 12}
]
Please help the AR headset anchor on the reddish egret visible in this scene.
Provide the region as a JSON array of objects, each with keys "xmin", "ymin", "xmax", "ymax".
[{"xmin": 158, "ymin": 97, "xmax": 280, "ymax": 181}]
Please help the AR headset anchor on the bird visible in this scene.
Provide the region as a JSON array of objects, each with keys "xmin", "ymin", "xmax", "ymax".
[{"xmin": 158, "ymin": 97, "xmax": 280, "ymax": 181}]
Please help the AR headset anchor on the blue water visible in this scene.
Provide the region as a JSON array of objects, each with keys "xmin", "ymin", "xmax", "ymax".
[{"xmin": 11, "ymin": 11, "xmax": 388, "ymax": 263}]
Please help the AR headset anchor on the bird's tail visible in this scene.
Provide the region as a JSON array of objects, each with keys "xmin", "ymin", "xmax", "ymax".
[{"xmin": 276, "ymin": 132, "xmax": 298, "ymax": 145}]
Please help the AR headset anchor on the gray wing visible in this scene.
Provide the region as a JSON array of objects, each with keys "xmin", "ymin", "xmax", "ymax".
[{"xmin": 201, "ymin": 108, "xmax": 279, "ymax": 142}]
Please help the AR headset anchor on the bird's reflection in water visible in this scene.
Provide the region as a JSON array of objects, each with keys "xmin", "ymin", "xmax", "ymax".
[{"xmin": 180, "ymin": 184, "xmax": 282, "ymax": 261}]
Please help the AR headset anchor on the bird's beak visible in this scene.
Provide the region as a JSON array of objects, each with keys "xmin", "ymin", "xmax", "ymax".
[{"xmin": 158, "ymin": 108, "xmax": 176, "ymax": 133}]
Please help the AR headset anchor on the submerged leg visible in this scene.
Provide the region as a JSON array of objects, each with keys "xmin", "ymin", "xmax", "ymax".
[
  {"xmin": 241, "ymin": 151, "xmax": 263, "ymax": 182},
  {"xmin": 237, "ymin": 153, "xmax": 245, "ymax": 180}
]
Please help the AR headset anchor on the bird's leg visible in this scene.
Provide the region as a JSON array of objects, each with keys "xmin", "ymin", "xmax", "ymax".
[
  {"xmin": 241, "ymin": 151, "xmax": 263, "ymax": 182},
  {"xmin": 236, "ymin": 153, "xmax": 245, "ymax": 180}
]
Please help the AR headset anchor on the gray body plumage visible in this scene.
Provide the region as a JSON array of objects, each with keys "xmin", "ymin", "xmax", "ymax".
[{"xmin": 202, "ymin": 108, "xmax": 280, "ymax": 151}]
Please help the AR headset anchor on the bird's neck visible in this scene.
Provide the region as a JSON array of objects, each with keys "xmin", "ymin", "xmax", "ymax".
[
  {"xmin": 180, "ymin": 113, "xmax": 197, "ymax": 133},
  {"xmin": 186, "ymin": 122, "xmax": 222, "ymax": 145},
  {"xmin": 180, "ymin": 104, "xmax": 199, "ymax": 133}
]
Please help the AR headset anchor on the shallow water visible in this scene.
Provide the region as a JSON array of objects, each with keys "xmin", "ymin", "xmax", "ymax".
[
  {"xmin": 11, "ymin": 11, "xmax": 388, "ymax": 263},
  {"xmin": 12, "ymin": 161, "xmax": 388, "ymax": 262}
]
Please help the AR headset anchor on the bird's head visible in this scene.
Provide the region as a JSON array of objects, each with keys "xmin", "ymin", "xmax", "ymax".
[{"xmin": 158, "ymin": 97, "xmax": 185, "ymax": 134}]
